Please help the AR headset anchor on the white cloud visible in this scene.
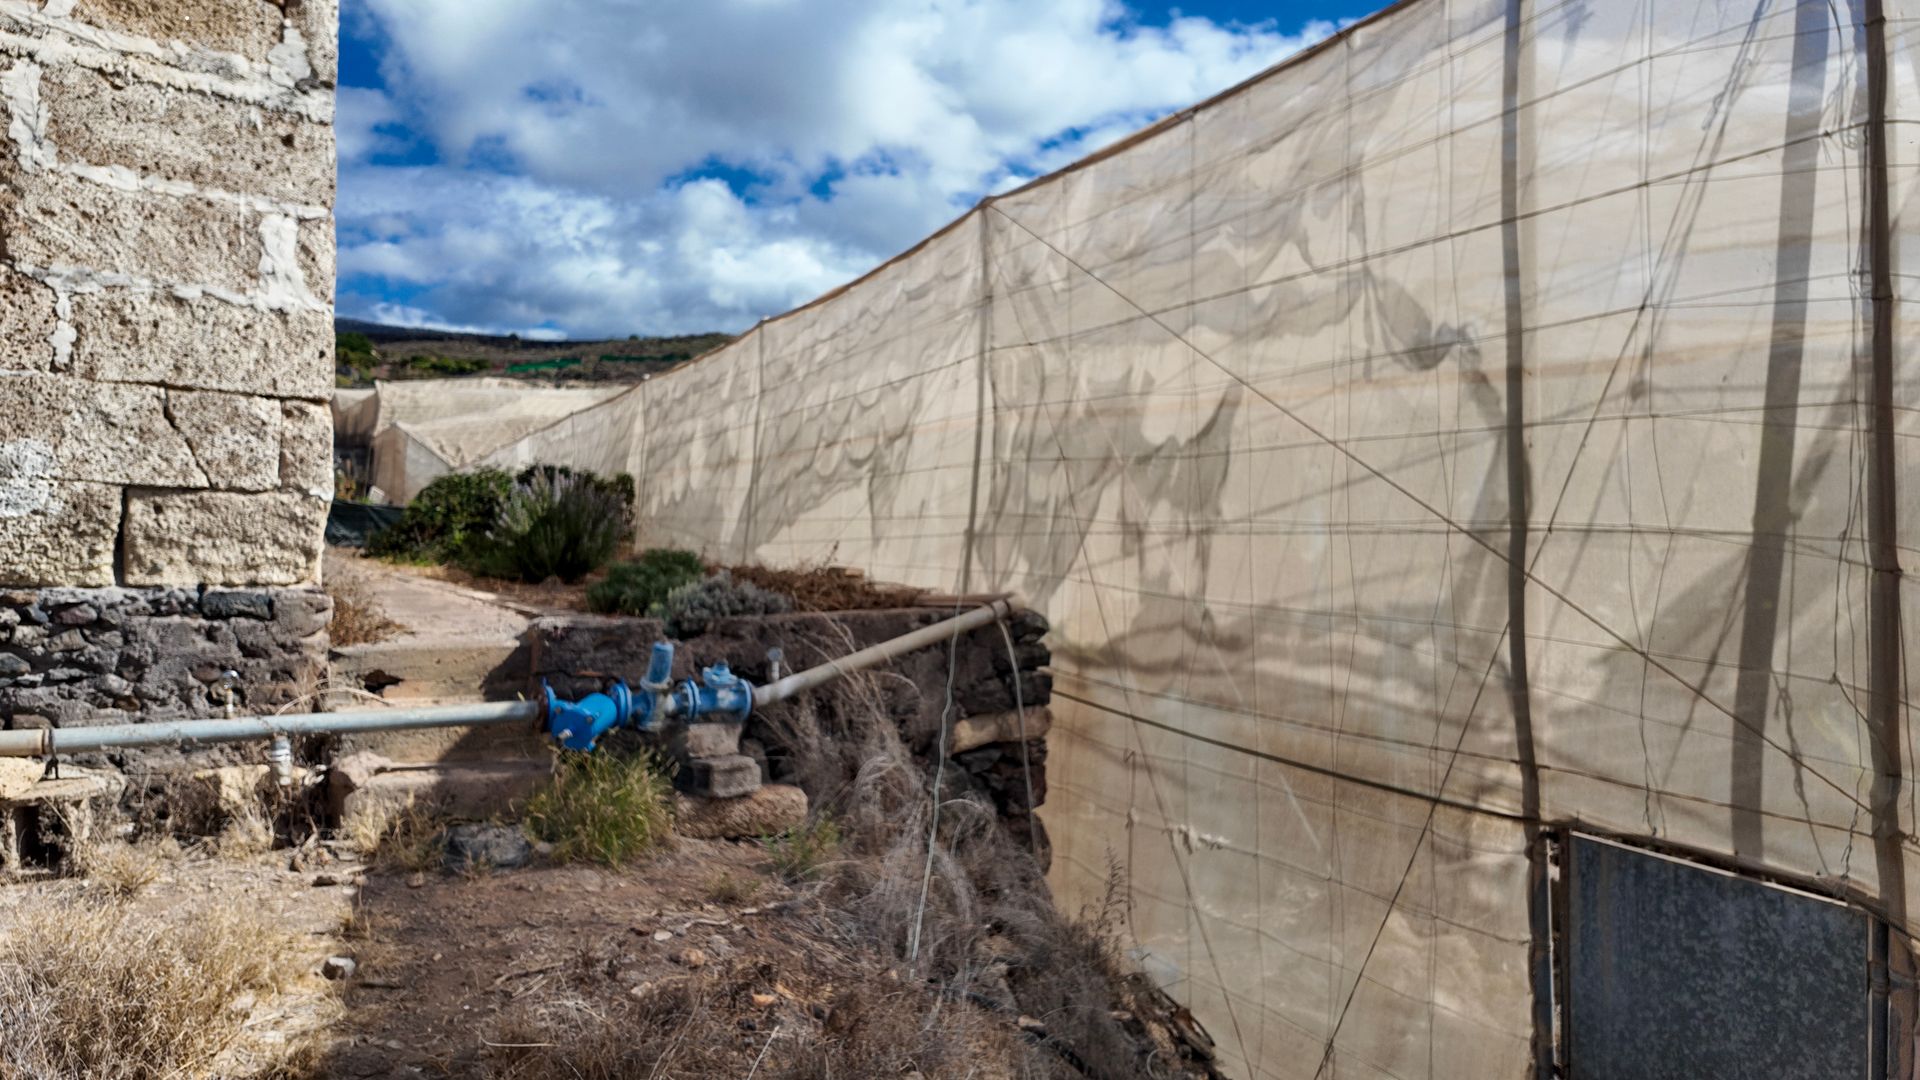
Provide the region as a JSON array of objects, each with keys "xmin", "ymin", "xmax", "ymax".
[{"xmin": 339, "ymin": 0, "xmax": 1338, "ymax": 337}]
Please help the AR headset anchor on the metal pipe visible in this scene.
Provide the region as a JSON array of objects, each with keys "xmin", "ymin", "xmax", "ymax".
[
  {"xmin": 0, "ymin": 700, "xmax": 541, "ymax": 757},
  {"xmin": 752, "ymin": 598, "xmax": 1017, "ymax": 708}
]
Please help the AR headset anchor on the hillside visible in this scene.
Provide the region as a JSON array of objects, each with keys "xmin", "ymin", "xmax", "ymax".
[{"xmin": 334, "ymin": 318, "xmax": 734, "ymax": 386}]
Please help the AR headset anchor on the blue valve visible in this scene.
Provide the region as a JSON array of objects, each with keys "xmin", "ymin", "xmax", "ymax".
[{"xmin": 541, "ymin": 643, "xmax": 754, "ymax": 750}]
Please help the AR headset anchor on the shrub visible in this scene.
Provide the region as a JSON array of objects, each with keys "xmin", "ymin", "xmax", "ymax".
[
  {"xmin": 397, "ymin": 354, "xmax": 486, "ymax": 378},
  {"xmin": 658, "ymin": 570, "xmax": 794, "ymax": 638},
  {"xmin": 366, "ymin": 468, "xmax": 514, "ymax": 563},
  {"xmin": 516, "ymin": 464, "xmax": 635, "ymax": 525},
  {"xmin": 525, "ymin": 750, "xmax": 675, "ymax": 866},
  {"xmin": 459, "ymin": 470, "xmax": 632, "ymax": 583},
  {"xmin": 762, "ymin": 817, "xmax": 841, "ymax": 883},
  {"xmin": 586, "ymin": 548, "xmax": 706, "ymax": 616}
]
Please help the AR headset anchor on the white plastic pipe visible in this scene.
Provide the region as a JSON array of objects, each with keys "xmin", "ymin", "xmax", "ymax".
[
  {"xmin": 0, "ymin": 700, "xmax": 541, "ymax": 757},
  {"xmin": 752, "ymin": 598, "xmax": 1017, "ymax": 708}
]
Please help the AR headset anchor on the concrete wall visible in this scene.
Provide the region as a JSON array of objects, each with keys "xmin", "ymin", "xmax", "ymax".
[{"xmin": 0, "ymin": 0, "xmax": 336, "ymax": 590}]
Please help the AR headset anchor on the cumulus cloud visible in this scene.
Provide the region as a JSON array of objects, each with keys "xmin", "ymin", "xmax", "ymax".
[{"xmin": 337, "ymin": 0, "xmax": 1339, "ymax": 337}]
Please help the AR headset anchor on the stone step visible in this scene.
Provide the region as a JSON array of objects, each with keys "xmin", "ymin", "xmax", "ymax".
[
  {"xmin": 327, "ymin": 756, "xmax": 553, "ymax": 838},
  {"xmin": 331, "ymin": 635, "xmax": 529, "ymax": 704}
]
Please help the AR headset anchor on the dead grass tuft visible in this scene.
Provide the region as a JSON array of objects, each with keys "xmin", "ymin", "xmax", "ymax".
[
  {"xmin": 80, "ymin": 837, "xmax": 176, "ymax": 898},
  {"xmin": 343, "ymin": 797, "xmax": 447, "ymax": 874},
  {"xmin": 325, "ymin": 561, "xmax": 400, "ymax": 647},
  {"xmin": 0, "ymin": 896, "xmax": 323, "ymax": 1079},
  {"xmin": 762, "ymin": 817, "xmax": 842, "ymax": 883},
  {"xmin": 703, "ymin": 869, "xmax": 763, "ymax": 906}
]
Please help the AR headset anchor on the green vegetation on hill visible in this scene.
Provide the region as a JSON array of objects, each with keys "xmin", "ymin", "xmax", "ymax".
[{"xmin": 333, "ymin": 318, "xmax": 732, "ymax": 386}]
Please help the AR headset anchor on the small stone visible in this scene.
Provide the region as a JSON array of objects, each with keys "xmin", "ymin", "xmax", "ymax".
[
  {"xmin": 674, "ymin": 948, "xmax": 707, "ymax": 969},
  {"xmin": 202, "ymin": 591, "xmax": 273, "ymax": 620},
  {"xmin": 51, "ymin": 603, "xmax": 96, "ymax": 626},
  {"xmin": 312, "ymin": 872, "xmax": 355, "ymax": 887},
  {"xmin": 47, "ymin": 630, "xmax": 85, "ymax": 652},
  {"xmin": 441, "ymin": 823, "xmax": 533, "ymax": 872},
  {"xmin": 322, "ymin": 956, "xmax": 357, "ymax": 980},
  {"xmin": 652, "ymin": 929, "xmax": 673, "ymax": 943},
  {"xmin": 0, "ymin": 654, "xmax": 28, "ymax": 678},
  {"xmin": 751, "ymin": 992, "xmax": 777, "ymax": 1007},
  {"xmin": 406, "ymin": 872, "xmax": 426, "ymax": 888},
  {"xmin": 11, "ymin": 626, "xmax": 46, "ymax": 647}
]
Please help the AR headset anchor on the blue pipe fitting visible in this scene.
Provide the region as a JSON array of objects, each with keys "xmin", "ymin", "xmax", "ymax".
[
  {"xmin": 671, "ymin": 662, "xmax": 754, "ymax": 723},
  {"xmin": 540, "ymin": 643, "xmax": 752, "ymax": 750},
  {"xmin": 544, "ymin": 679, "xmax": 633, "ymax": 751}
]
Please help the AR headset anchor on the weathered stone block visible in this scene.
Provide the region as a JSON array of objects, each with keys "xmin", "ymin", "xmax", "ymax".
[
  {"xmin": 0, "ymin": 479, "xmax": 119, "ymax": 587},
  {"xmin": 947, "ymin": 707, "xmax": 1052, "ymax": 756},
  {"xmin": 41, "ymin": 64, "xmax": 333, "ymax": 205},
  {"xmin": 123, "ymin": 491, "xmax": 324, "ymax": 586},
  {"xmin": 0, "ymin": 270, "xmax": 56, "ymax": 372},
  {"xmin": 167, "ymin": 389, "xmax": 281, "ymax": 490},
  {"xmin": 278, "ymin": 400, "xmax": 332, "ymax": 495},
  {"xmin": 68, "ymin": 290, "xmax": 332, "ymax": 399},
  {"xmin": 298, "ymin": 216, "xmax": 333, "ymax": 300},
  {"xmin": 0, "ymin": 375, "xmax": 202, "ymax": 485},
  {"xmin": 69, "ymin": 0, "xmax": 287, "ymax": 62},
  {"xmin": 294, "ymin": 0, "xmax": 338, "ymax": 84},
  {"xmin": 678, "ymin": 720, "xmax": 744, "ymax": 759},
  {"xmin": 680, "ymin": 754, "xmax": 760, "ymax": 798},
  {"xmin": 10, "ymin": 171, "xmax": 261, "ymax": 292}
]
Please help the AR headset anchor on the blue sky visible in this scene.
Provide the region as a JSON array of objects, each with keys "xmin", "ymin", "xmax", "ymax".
[{"xmin": 335, "ymin": 1, "xmax": 1372, "ymax": 339}]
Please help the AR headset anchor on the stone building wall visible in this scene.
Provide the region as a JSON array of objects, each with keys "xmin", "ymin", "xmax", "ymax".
[{"xmin": 0, "ymin": 0, "xmax": 336, "ymax": 730}]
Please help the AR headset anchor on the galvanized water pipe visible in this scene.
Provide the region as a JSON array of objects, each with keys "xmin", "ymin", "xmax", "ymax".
[
  {"xmin": 0, "ymin": 700, "xmax": 542, "ymax": 757},
  {"xmin": 752, "ymin": 598, "xmax": 1016, "ymax": 708}
]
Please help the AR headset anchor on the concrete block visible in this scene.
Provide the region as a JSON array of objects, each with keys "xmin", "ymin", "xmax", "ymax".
[
  {"xmin": 278, "ymin": 400, "xmax": 332, "ymax": 495},
  {"xmin": 0, "ymin": 479, "xmax": 120, "ymax": 587},
  {"xmin": 123, "ymin": 490, "xmax": 324, "ymax": 586},
  {"xmin": 41, "ymin": 64, "xmax": 333, "ymax": 205},
  {"xmin": 0, "ymin": 374, "xmax": 202, "ymax": 485},
  {"xmin": 674, "ymin": 783, "xmax": 807, "ymax": 840},
  {"xmin": 0, "ymin": 270, "xmax": 56, "ymax": 372},
  {"xmin": 69, "ymin": 0, "xmax": 287, "ymax": 62},
  {"xmin": 69, "ymin": 289, "xmax": 332, "ymax": 400},
  {"xmin": 0, "ymin": 759, "xmax": 45, "ymax": 801},
  {"xmin": 167, "ymin": 389, "xmax": 281, "ymax": 490},
  {"xmin": 10, "ymin": 170, "xmax": 262, "ymax": 293},
  {"xmin": 947, "ymin": 707, "xmax": 1053, "ymax": 756},
  {"xmin": 681, "ymin": 754, "xmax": 760, "ymax": 799},
  {"xmin": 677, "ymin": 720, "xmax": 744, "ymax": 760}
]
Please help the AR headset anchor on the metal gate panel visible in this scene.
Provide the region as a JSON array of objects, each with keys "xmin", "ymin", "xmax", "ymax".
[{"xmin": 1566, "ymin": 835, "xmax": 1873, "ymax": 1080}]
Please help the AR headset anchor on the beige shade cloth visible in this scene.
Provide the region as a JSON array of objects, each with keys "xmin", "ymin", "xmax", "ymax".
[{"xmin": 474, "ymin": 1, "xmax": 1920, "ymax": 1076}]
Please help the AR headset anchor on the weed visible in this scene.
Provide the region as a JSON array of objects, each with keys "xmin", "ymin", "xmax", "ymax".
[
  {"xmin": 585, "ymin": 547, "xmax": 706, "ymax": 616},
  {"xmin": 459, "ymin": 469, "xmax": 631, "ymax": 584},
  {"xmin": 325, "ymin": 561, "xmax": 399, "ymax": 647},
  {"xmin": 0, "ymin": 897, "xmax": 320, "ymax": 1079},
  {"xmin": 217, "ymin": 800, "xmax": 278, "ymax": 858},
  {"xmin": 763, "ymin": 817, "xmax": 842, "ymax": 883},
  {"xmin": 703, "ymin": 870, "xmax": 763, "ymax": 906},
  {"xmin": 524, "ymin": 750, "xmax": 675, "ymax": 866}
]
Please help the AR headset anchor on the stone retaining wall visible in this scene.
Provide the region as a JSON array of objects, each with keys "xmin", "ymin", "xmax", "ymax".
[{"xmin": 0, "ymin": 0, "xmax": 337, "ymax": 729}]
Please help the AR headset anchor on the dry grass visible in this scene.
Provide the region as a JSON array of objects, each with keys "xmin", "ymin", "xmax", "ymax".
[
  {"xmin": 342, "ymin": 797, "xmax": 447, "ymax": 874},
  {"xmin": 217, "ymin": 800, "xmax": 279, "ymax": 858},
  {"xmin": 79, "ymin": 837, "xmax": 175, "ymax": 899},
  {"xmin": 704, "ymin": 869, "xmax": 763, "ymax": 906},
  {"xmin": 325, "ymin": 561, "xmax": 400, "ymax": 646},
  {"xmin": 0, "ymin": 896, "xmax": 326, "ymax": 1079},
  {"xmin": 762, "ymin": 817, "xmax": 842, "ymax": 883}
]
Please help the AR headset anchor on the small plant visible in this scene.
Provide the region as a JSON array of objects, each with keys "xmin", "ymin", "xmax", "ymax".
[
  {"xmin": 80, "ymin": 839, "xmax": 172, "ymax": 899},
  {"xmin": 345, "ymin": 798, "xmax": 446, "ymax": 875},
  {"xmin": 762, "ymin": 817, "xmax": 841, "ymax": 883},
  {"xmin": 586, "ymin": 548, "xmax": 707, "ymax": 616},
  {"xmin": 658, "ymin": 570, "xmax": 794, "ymax": 638},
  {"xmin": 397, "ymin": 354, "xmax": 487, "ymax": 378},
  {"xmin": 367, "ymin": 467, "xmax": 514, "ymax": 563},
  {"xmin": 703, "ymin": 870, "xmax": 763, "ymax": 906},
  {"xmin": 459, "ymin": 469, "xmax": 633, "ymax": 583},
  {"xmin": 525, "ymin": 750, "xmax": 675, "ymax": 866}
]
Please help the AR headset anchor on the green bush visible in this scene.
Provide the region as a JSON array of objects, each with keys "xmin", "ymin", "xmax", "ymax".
[
  {"xmin": 459, "ymin": 469, "xmax": 632, "ymax": 583},
  {"xmin": 398, "ymin": 355, "xmax": 486, "ymax": 378},
  {"xmin": 658, "ymin": 570, "xmax": 794, "ymax": 638},
  {"xmin": 586, "ymin": 548, "xmax": 706, "ymax": 616},
  {"xmin": 526, "ymin": 750, "xmax": 675, "ymax": 865},
  {"xmin": 366, "ymin": 468, "xmax": 514, "ymax": 563},
  {"xmin": 516, "ymin": 465, "xmax": 635, "ymax": 525},
  {"xmin": 762, "ymin": 817, "xmax": 842, "ymax": 882}
]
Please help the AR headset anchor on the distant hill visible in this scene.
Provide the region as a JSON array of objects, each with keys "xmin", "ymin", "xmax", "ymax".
[{"xmin": 333, "ymin": 318, "xmax": 734, "ymax": 387}]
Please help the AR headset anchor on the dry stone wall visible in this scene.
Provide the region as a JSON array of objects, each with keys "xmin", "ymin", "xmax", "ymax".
[{"xmin": 0, "ymin": 0, "xmax": 336, "ymax": 732}]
